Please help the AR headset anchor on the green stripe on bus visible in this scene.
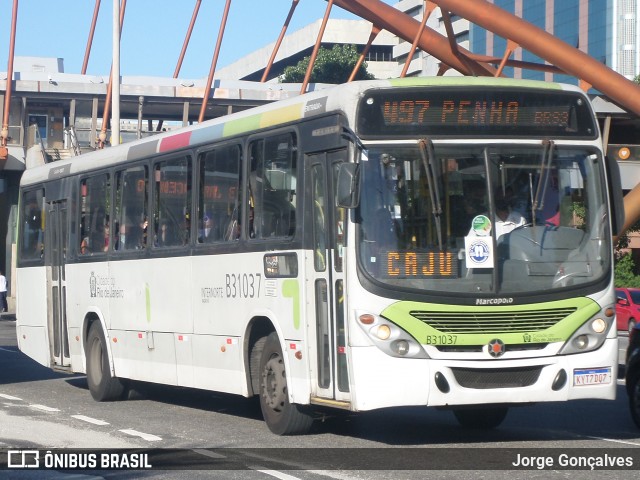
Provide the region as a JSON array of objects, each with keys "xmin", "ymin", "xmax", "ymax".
[
  {"xmin": 388, "ymin": 77, "xmax": 562, "ymax": 90},
  {"xmin": 223, "ymin": 114, "xmax": 262, "ymax": 137},
  {"xmin": 381, "ymin": 297, "xmax": 599, "ymax": 346},
  {"xmin": 261, "ymin": 104, "xmax": 302, "ymax": 127},
  {"xmin": 282, "ymin": 279, "xmax": 300, "ymax": 330},
  {"xmin": 222, "ymin": 103, "xmax": 304, "ymax": 137}
]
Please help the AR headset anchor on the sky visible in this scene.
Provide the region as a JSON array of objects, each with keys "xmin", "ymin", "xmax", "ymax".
[{"xmin": 0, "ymin": 0, "xmax": 395, "ymax": 79}]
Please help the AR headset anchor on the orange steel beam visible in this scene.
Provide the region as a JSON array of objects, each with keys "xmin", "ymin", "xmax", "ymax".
[
  {"xmin": 261, "ymin": 0, "xmax": 300, "ymax": 83},
  {"xmin": 1, "ymin": 0, "xmax": 19, "ymax": 155},
  {"xmin": 301, "ymin": 0, "xmax": 334, "ymax": 94},
  {"xmin": 400, "ymin": 1, "xmax": 435, "ymax": 78},
  {"xmin": 440, "ymin": 9, "xmax": 485, "ymax": 76},
  {"xmin": 348, "ymin": 25, "xmax": 381, "ymax": 82},
  {"xmin": 98, "ymin": 0, "xmax": 126, "ymax": 149},
  {"xmin": 466, "ymin": 52, "xmax": 566, "ymax": 75},
  {"xmin": 198, "ymin": 0, "xmax": 232, "ymax": 123},
  {"xmin": 81, "ymin": 0, "xmax": 101, "ymax": 75},
  {"xmin": 495, "ymin": 39, "xmax": 518, "ymax": 78},
  {"xmin": 174, "ymin": 0, "xmax": 202, "ymax": 78},
  {"xmin": 160, "ymin": 0, "xmax": 202, "ymax": 131},
  {"xmin": 332, "ymin": 0, "xmax": 496, "ymax": 76},
  {"xmin": 429, "ymin": 0, "xmax": 640, "ymax": 117}
]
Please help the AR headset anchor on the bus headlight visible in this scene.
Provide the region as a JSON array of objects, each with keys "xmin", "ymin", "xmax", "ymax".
[
  {"xmin": 357, "ymin": 312, "xmax": 428, "ymax": 359},
  {"xmin": 559, "ymin": 309, "xmax": 615, "ymax": 355},
  {"xmin": 391, "ymin": 339, "xmax": 410, "ymax": 356}
]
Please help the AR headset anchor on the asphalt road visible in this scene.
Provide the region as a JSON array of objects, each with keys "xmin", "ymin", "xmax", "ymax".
[{"xmin": 0, "ymin": 318, "xmax": 639, "ymax": 479}]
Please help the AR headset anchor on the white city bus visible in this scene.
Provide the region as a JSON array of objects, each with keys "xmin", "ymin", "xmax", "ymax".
[{"xmin": 16, "ymin": 77, "xmax": 624, "ymax": 434}]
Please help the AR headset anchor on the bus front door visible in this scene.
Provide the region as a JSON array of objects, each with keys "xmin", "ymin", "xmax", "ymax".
[
  {"xmin": 308, "ymin": 151, "xmax": 350, "ymax": 404},
  {"xmin": 45, "ymin": 200, "xmax": 70, "ymax": 368}
]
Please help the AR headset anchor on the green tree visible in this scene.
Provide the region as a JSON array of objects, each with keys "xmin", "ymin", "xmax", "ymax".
[
  {"xmin": 615, "ymin": 252, "xmax": 640, "ymax": 287},
  {"xmin": 280, "ymin": 44, "xmax": 375, "ymax": 84}
]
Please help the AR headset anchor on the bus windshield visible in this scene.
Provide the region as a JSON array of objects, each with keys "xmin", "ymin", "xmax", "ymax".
[{"xmin": 357, "ymin": 143, "xmax": 610, "ymax": 296}]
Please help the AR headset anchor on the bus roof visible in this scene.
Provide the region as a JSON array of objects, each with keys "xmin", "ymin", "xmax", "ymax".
[{"xmin": 20, "ymin": 77, "xmax": 584, "ymax": 187}]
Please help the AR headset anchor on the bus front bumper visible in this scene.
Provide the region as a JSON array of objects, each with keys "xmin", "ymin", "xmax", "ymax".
[{"xmin": 348, "ymin": 337, "xmax": 618, "ymax": 411}]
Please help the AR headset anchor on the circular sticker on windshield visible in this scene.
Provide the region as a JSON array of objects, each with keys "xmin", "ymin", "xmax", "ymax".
[{"xmin": 471, "ymin": 215, "xmax": 492, "ymax": 236}]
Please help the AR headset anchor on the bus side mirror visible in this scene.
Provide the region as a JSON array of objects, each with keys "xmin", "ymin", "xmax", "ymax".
[{"xmin": 336, "ymin": 163, "xmax": 360, "ymax": 208}]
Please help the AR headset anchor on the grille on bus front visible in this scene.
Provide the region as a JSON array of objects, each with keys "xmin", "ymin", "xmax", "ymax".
[
  {"xmin": 410, "ymin": 308, "xmax": 577, "ymax": 334},
  {"xmin": 451, "ymin": 366, "xmax": 543, "ymax": 389}
]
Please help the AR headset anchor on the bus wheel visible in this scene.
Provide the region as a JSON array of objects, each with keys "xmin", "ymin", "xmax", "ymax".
[
  {"xmin": 453, "ymin": 406, "xmax": 508, "ymax": 429},
  {"xmin": 86, "ymin": 323, "xmax": 126, "ymax": 402},
  {"xmin": 259, "ymin": 332, "xmax": 313, "ymax": 435},
  {"xmin": 629, "ymin": 371, "xmax": 640, "ymax": 429}
]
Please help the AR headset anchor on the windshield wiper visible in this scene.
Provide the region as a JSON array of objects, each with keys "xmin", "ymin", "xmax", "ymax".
[
  {"xmin": 532, "ymin": 139, "xmax": 555, "ymax": 225},
  {"xmin": 418, "ymin": 139, "xmax": 443, "ymax": 250}
]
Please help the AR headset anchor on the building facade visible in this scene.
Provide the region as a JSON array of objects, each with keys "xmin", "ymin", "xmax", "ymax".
[{"xmin": 393, "ymin": 0, "xmax": 637, "ymax": 83}]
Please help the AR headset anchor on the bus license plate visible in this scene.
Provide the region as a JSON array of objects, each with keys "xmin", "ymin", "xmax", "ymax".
[{"xmin": 573, "ymin": 367, "xmax": 612, "ymax": 386}]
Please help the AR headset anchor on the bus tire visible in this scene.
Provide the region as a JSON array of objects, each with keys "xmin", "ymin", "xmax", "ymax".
[
  {"xmin": 453, "ymin": 406, "xmax": 508, "ymax": 429},
  {"xmin": 259, "ymin": 332, "xmax": 313, "ymax": 435},
  {"xmin": 86, "ymin": 323, "xmax": 126, "ymax": 402},
  {"xmin": 628, "ymin": 371, "xmax": 640, "ymax": 429}
]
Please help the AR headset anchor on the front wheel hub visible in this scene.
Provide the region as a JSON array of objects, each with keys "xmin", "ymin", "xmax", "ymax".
[{"xmin": 262, "ymin": 355, "xmax": 286, "ymax": 411}]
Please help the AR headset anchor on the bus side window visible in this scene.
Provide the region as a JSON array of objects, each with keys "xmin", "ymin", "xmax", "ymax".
[
  {"xmin": 249, "ymin": 133, "xmax": 297, "ymax": 240},
  {"xmin": 20, "ymin": 188, "xmax": 45, "ymax": 261},
  {"xmin": 79, "ymin": 174, "xmax": 110, "ymax": 255},
  {"xmin": 154, "ymin": 155, "xmax": 191, "ymax": 247},
  {"xmin": 114, "ymin": 165, "xmax": 148, "ymax": 251},
  {"xmin": 197, "ymin": 144, "xmax": 242, "ymax": 243}
]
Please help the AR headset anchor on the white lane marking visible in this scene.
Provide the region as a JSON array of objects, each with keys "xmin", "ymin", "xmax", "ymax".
[
  {"xmin": 71, "ymin": 414, "xmax": 110, "ymax": 426},
  {"xmin": 0, "ymin": 393, "xmax": 22, "ymax": 401},
  {"xmin": 307, "ymin": 471, "xmax": 363, "ymax": 480},
  {"xmin": 30, "ymin": 404, "xmax": 60, "ymax": 412},
  {"xmin": 192, "ymin": 449, "xmax": 227, "ymax": 459},
  {"xmin": 0, "ymin": 347, "xmax": 17, "ymax": 353},
  {"xmin": 584, "ymin": 435, "xmax": 640, "ymax": 446},
  {"xmin": 248, "ymin": 466, "xmax": 303, "ymax": 480},
  {"xmin": 243, "ymin": 451, "xmax": 361, "ymax": 480},
  {"xmin": 119, "ymin": 429, "xmax": 162, "ymax": 441}
]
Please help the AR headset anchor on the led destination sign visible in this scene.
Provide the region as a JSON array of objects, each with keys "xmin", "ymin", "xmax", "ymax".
[
  {"xmin": 382, "ymin": 250, "xmax": 459, "ymax": 279},
  {"xmin": 357, "ymin": 88, "xmax": 596, "ymax": 138}
]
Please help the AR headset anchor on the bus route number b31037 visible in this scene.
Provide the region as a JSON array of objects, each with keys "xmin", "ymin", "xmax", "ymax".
[{"xmin": 225, "ymin": 273, "xmax": 262, "ymax": 299}]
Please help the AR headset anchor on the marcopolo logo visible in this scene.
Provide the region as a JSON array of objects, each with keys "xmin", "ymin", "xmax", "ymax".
[{"xmin": 475, "ymin": 298, "xmax": 514, "ymax": 305}]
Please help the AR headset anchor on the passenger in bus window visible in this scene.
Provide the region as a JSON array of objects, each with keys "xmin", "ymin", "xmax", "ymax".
[
  {"xmin": 23, "ymin": 200, "xmax": 43, "ymax": 258},
  {"xmin": 80, "ymin": 237, "xmax": 89, "ymax": 255},
  {"xmin": 494, "ymin": 199, "xmax": 526, "ymax": 238},
  {"xmin": 198, "ymin": 215, "xmax": 219, "ymax": 243},
  {"xmin": 140, "ymin": 217, "xmax": 149, "ymax": 248},
  {"xmin": 182, "ymin": 214, "xmax": 191, "ymax": 245},
  {"xmin": 156, "ymin": 220, "xmax": 177, "ymax": 247},
  {"xmin": 115, "ymin": 223, "xmax": 142, "ymax": 250},
  {"xmin": 103, "ymin": 217, "xmax": 110, "ymax": 251},
  {"xmin": 89, "ymin": 207, "xmax": 106, "ymax": 254}
]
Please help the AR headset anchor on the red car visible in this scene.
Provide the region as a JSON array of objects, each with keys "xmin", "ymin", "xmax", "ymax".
[{"xmin": 616, "ymin": 288, "xmax": 640, "ymax": 333}]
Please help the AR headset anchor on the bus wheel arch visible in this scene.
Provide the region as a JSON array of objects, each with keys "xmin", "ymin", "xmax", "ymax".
[
  {"xmin": 85, "ymin": 319, "xmax": 127, "ymax": 402},
  {"xmin": 246, "ymin": 316, "xmax": 276, "ymax": 397}
]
